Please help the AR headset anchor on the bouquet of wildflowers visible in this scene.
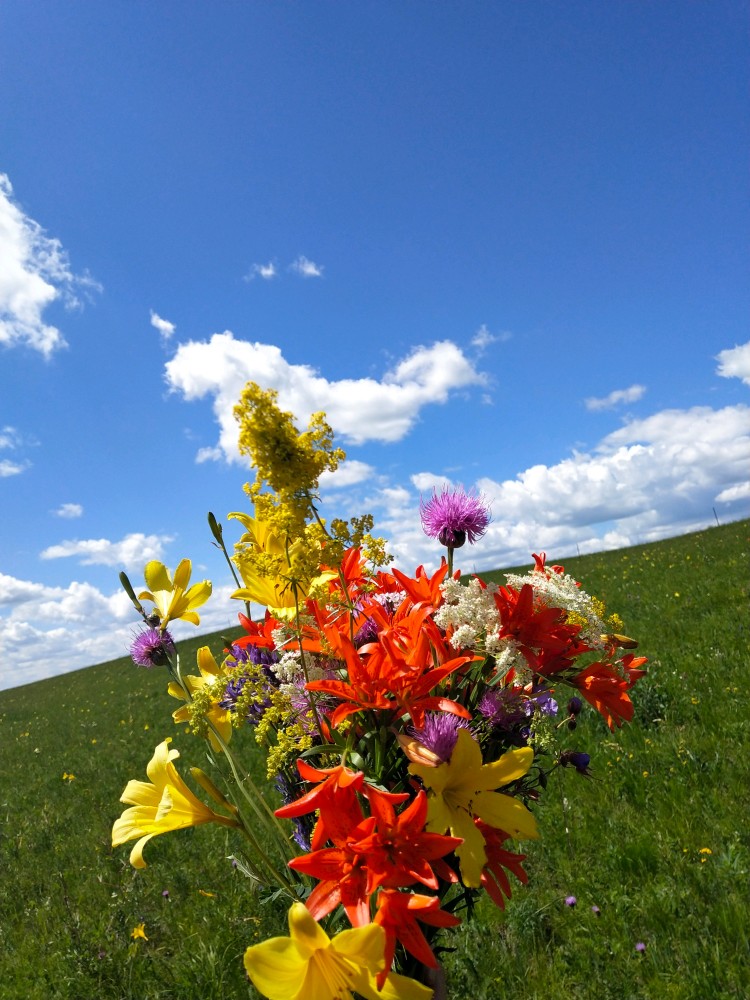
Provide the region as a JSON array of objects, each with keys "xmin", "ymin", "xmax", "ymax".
[{"xmin": 113, "ymin": 382, "xmax": 647, "ymax": 1000}]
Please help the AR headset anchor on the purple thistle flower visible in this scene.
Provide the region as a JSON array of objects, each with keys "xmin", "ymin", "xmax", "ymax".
[
  {"xmin": 565, "ymin": 895, "xmax": 577, "ymax": 907},
  {"xmin": 130, "ymin": 627, "xmax": 175, "ymax": 668},
  {"xmin": 635, "ymin": 941, "xmax": 647, "ymax": 953},
  {"xmin": 478, "ymin": 687, "xmax": 532, "ymax": 730},
  {"xmin": 420, "ymin": 486, "xmax": 490, "ymax": 549},
  {"xmin": 591, "ymin": 905, "xmax": 601, "ymax": 916},
  {"xmin": 408, "ymin": 712, "xmax": 474, "ymax": 763}
]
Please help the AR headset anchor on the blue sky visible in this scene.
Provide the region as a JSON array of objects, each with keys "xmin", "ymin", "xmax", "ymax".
[{"xmin": 1, "ymin": 1, "xmax": 748, "ymax": 690}]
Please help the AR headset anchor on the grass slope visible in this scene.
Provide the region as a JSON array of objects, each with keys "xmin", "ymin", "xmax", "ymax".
[{"xmin": 1, "ymin": 520, "xmax": 748, "ymax": 999}]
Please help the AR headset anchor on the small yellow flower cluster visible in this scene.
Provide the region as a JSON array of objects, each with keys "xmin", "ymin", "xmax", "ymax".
[
  {"xmin": 253, "ymin": 688, "xmax": 315, "ymax": 778},
  {"xmin": 232, "ymin": 384, "xmax": 389, "ymax": 611}
]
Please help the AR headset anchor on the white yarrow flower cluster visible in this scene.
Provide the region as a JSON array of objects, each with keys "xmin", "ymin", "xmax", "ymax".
[
  {"xmin": 505, "ymin": 567, "xmax": 606, "ymax": 649},
  {"xmin": 436, "ymin": 577, "xmax": 533, "ymax": 682}
]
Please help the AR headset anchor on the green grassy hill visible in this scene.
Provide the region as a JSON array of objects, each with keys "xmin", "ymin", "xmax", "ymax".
[{"xmin": 1, "ymin": 520, "xmax": 748, "ymax": 999}]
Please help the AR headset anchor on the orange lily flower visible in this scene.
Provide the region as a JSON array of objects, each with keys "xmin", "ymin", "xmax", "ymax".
[
  {"xmin": 306, "ymin": 605, "xmax": 473, "ymax": 729},
  {"xmin": 374, "ymin": 890, "xmax": 461, "ymax": 989},
  {"xmin": 573, "ymin": 662, "xmax": 634, "ymax": 730},
  {"xmin": 275, "ymin": 760, "xmax": 365, "ymax": 850},
  {"xmin": 475, "ymin": 820, "xmax": 529, "ymax": 909}
]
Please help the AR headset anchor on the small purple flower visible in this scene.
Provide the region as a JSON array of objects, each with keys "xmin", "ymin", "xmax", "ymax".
[
  {"xmin": 130, "ymin": 627, "xmax": 175, "ymax": 668},
  {"xmin": 420, "ymin": 486, "xmax": 490, "ymax": 549},
  {"xmin": 408, "ymin": 712, "xmax": 474, "ymax": 763},
  {"xmin": 591, "ymin": 905, "xmax": 601, "ymax": 916},
  {"xmin": 559, "ymin": 750, "xmax": 592, "ymax": 776},
  {"xmin": 635, "ymin": 941, "xmax": 646, "ymax": 953},
  {"xmin": 533, "ymin": 690, "xmax": 559, "ymax": 716},
  {"xmin": 478, "ymin": 688, "xmax": 532, "ymax": 730},
  {"xmin": 565, "ymin": 895, "xmax": 577, "ymax": 907},
  {"xmin": 161, "ymin": 889, "xmax": 170, "ymax": 899}
]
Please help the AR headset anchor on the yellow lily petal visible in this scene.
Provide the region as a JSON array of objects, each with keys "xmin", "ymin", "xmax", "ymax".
[
  {"xmin": 112, "ymin": 738, "xmax": 238, "ymax": 868},
  {"xmin": 474, "ymin": 790, "xmax": 539, "ymax": 841},
  {"xmin": 244, "ymin": 903, "xmax": 432, "ymax": 1000},
  {"xmin": 475, "ymin": 746, "xmax": 534, "ymax": 791},
  {"xmin": 138, "ymin": 559, "xmax": 212, "ymax": 628}
]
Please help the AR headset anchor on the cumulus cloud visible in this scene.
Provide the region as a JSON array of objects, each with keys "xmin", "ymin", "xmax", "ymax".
[
  {"xmin": 246, "ymin": 261, "xmax": 278, "ymax": 281},
  {"xmin": 40, "ymin": 532, "xmax": 173, "ymax": 569},
  {"xmin": 716, "ymin": 340, "xmax": 750, "ymax": 386},
  {"xmin": 150, "ymin": 310, "xmax": 176, "ymax": 340},
  {"xmin": 361, "ymin": 400, "xmax": 750, "ymax": 574},
  {"xmin": 165, "ymin": 332, "xmax": 485, "ymax": 456},
  {"xmin": 584, "ymin": 384, "xmax": 646, "ymax": 411},
  {"xmin": 53, "ymin": 502, "xmax": 83, "ymax": 519},
  {"xmin": 0, "ymin": 174, "xmax": 100, "ymax": 356},
  {"xmin": 289, "ymin": 255, "xmax": 324, "ymax": 278},
  {"xmin": 319, "ymin": 459, "xmax": 375, "ymax": 490},
  {"xmin": 0, "ymin": 573, "xmax": 240, "ymax": 691},
  {"xmin": 0, "ymin": 459, "xmax": 28, "ymax": 477}
]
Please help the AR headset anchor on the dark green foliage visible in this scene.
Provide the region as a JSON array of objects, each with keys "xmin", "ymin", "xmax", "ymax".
[{"xmin": 1, "ymin": 520, "xmax": 748, "ymax": 998}]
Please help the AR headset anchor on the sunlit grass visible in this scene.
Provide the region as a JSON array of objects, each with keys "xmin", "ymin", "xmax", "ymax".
[{"xmin": 1, "ymin": 519, "xmax": 748, "ymax": 998}]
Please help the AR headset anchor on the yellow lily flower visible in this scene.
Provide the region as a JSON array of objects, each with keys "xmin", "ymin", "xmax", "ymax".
[
  {"xmin": 229, "ymin": 512, "xmax": 335, "ymax": 617},
  {"xmin": 244, "ymin": 902, "xmax": 432, "ymax": 1000},
  {"xmin": 112, "ymin": 738, "xmax": 238, "ymax": 868},
  {"xmin": 409, "ymin": 729, "xmax": 539, "ymax": 887},
  {"xmin": 138, "ymin": 559, "xmax": 212, "ymax": 629},
  {"xmin": 168, "ymin": 646, "xmax": 232, "ymax": 752}
]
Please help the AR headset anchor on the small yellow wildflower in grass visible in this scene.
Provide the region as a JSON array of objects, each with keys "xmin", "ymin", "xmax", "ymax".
[
  {"xmin": 131, "ymin": 923, "xmax": 148, "ymax": 941},
  {"xmin": 62, "ymin": 772, "xmax": 75, "ymax": 781}
]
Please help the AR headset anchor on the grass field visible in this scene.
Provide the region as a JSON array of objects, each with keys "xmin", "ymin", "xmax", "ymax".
[{"xmin": 1, "ymin": 519, "xmax": 748, "ymax": 999}]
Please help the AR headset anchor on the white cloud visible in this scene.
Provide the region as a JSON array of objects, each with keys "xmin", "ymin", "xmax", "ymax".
[
  {"xmin": 53, "ymin": 502, "xmax": 83, "ymax": 519},
  {"xmin": 165, "ymin": 332, "xmax": 485, "ymax": 455},
  {"xmin": 584, "ymin": 384, "xmax": 646, "ymax": 411},
  {"xmin": 0, "ymin": 426, "xmax": 22, "ymax": 450},
  {"xmin": 319, "ymin": 459, "xmax": 375, "ymax": 490},
  {"xmin": 289, "ymin": 255, "xmax": 324, "ymax": 278},
  {"xmin": 361, "ymin": 401, "xmax": 750, "ymax": 575},
  {"xmin": 0, "ymin": 573, "xmax": 241, "ymax": 691},
  {"xmin": 0, "ymin": 459, "xmax": 29, "ymax": 477},
  {"xmin": 410, "ymin": 471, "xmax": 454, "ymax": 493},
  {"xmin": 716, "ymin": 340, "xmax": 750, "ymax": 386},
  {"xmin": 246, "ymin": 261, "xmax": 278, "ymax": 281},
  {"xmin": 150, "ymin": 310, "xmax": 176, "ymax": 339},
  {"xmin": 0, "ymin": 173, "xmax": 100, "ymax": 356},
  {"xmin": 40, "ymin": 532, "xmax": 173, "ymax": 569},
  {"xmin": 471, "ymin": 323, "xmax": 510, "ymax": 353},
  {"xmin": 715, "ymin": 481, "xmax": 750, "ymax": 504}
]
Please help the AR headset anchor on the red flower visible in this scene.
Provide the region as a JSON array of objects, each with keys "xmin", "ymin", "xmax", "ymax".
[
  {"xmin": 572, "ymin": 662, "xmax": 635, "ymax": 730},
  {"xmin": 306, "ymin": 603, "xmax": 472, "ymax": 730},
  {"xmin": 355, "ymin": 787, "xmax": 463, "ymax": 892},
  {"xmin": 494, "ymin": 583, "xmax": 581, "ymax": 669},
  {"xmin": 289, "ymin": 816, "xmax": 377, "ymax": 927},
  {"xmin": 475, "ymin": 820, "xmax": 528, "ymax": 909},
  {"xmin": 374, "ymin": 890, "xmax": 461, "ymax": 988},
  {"xmin": 274, "ymin": 760, "xmax": 365, "ymax": 850}
]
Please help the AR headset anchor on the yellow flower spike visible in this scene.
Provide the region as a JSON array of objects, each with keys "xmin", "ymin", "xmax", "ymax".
[
  {"xmin": 409, "ymin": 729, "xmax": 539, "ymax": 887},
  {"xmin": 112, "ymin": 738, "xmax": 239, "ymax": 869},
  {"xmin": 138, "ymin": 558, "xmax": 212, "ymax": 629},
  {"xmin": 168, "ymin": 646, "xmax": 233, "ymax": 751},
  {"xmin": 244, "ymin": 902, "xmax": 432, "ymax": 1000}
]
